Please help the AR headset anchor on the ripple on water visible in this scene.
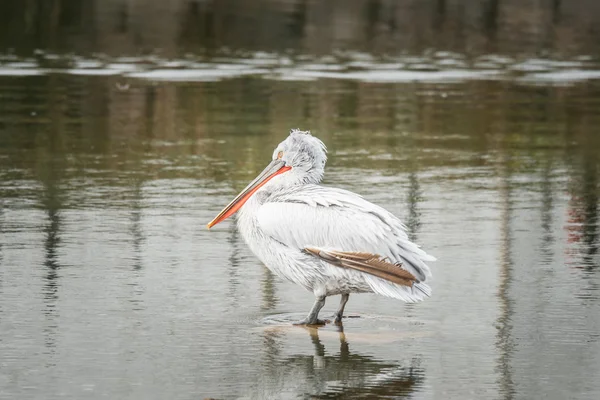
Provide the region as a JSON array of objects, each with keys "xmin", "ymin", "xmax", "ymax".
[
  {"xmin": 1, "ymin": 52, "xmax": 600, "ymax": 85},
  {"xmin": 257, "ymin": 313, "xmax": 435, "ymax": 344}
]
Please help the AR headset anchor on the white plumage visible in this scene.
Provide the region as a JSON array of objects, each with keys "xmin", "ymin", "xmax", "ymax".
[{"xmin": 208, "ymin": 129, "xmax": 435, "ymax": 325}]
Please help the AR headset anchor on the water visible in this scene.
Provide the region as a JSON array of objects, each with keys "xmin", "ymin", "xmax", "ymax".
[{"xmin": 2, "ymin": 2, "xmax": 600, "ymax": 399}]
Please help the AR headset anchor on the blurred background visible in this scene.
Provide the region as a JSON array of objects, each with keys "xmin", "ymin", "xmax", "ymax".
[
  {"xmin": 1, "ymin": 1, "xmax": 599, "ymax": 399},
  {"xmin": 2, "ymin": 0, "xmax": 600, "ymax": 56}
]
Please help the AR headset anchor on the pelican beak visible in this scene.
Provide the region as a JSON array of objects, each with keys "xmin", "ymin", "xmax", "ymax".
[{"xmin": 207, "ymin": 159, "xmax": 291, "ymax": 229}]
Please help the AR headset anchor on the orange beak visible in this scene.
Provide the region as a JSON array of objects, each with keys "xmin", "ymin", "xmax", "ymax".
[{"xmin": 207, "ymin": 159, "xmax": 291, "ymax": 229}]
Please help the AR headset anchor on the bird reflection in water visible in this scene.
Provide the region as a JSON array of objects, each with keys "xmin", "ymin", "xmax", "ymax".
[{"xmin": 255, "ymin": 325, "xmax": 424, "ymax": 398}]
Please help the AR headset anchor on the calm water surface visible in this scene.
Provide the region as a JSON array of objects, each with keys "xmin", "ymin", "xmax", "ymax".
[
  {"xmin": 1, "ymin": 3, "xmax": 600, "ymax": 398},
  {"xmin": 1, "ymin": 66, "xmax": 599, "ymax": 399}
]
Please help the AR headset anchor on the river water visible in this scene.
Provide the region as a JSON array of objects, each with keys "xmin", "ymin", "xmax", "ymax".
[{"xmin": 2, "ymin": 2, "xmax": 600, "ymax": 399}]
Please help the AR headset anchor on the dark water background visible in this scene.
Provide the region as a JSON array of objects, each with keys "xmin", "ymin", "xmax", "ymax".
[{"xmin": 1, "ymin": 1, "xmax": 600, "ymax": 399}]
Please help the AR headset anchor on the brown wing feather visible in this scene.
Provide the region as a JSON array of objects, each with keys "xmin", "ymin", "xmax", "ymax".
[{"xmin": 304, "ymin": 247, "xmax": 417, "ymax": 287}]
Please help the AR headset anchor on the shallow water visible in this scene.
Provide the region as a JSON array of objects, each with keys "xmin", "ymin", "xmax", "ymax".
[
  {"xmin": 2, "ymin": 2, "xmax": 600, "ymax": 399},
  {"xmin": 1, "ymin": 62, "xmax": 599, "ymax": 399}
]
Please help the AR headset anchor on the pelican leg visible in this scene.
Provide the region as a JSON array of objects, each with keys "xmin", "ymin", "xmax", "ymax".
[
  {"xmin": 293, "ymin": 296, "xmax": 327, "ymax": 325},
  {"xmin": 334, "ymin": 294, "xmax": 350, "ymax": 324}
]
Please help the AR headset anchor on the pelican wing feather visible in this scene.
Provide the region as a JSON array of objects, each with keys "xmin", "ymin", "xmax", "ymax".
[{"xmin": 304, "ymin": 247, "xmax": 417, "ymax": 287}]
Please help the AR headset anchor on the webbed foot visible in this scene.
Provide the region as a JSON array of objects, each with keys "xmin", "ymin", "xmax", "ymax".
[{"xmin": 294, "ymin": 296, "xmax": 327, "ymax": 326}]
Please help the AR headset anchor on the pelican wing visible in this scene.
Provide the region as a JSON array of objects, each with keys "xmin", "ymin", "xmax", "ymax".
[
  {"xmin": 304, "ymin": 247, "xmax": 417, "ymax": 287},
  {"xmin": 255, "ymin": 185, "xmax": 435, "ymax": 283}
]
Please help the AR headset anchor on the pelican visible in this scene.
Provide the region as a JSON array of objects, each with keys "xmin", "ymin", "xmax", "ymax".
[{"xmin": 207, "ymin": 129, "xmax": 435, "ymax": 325}]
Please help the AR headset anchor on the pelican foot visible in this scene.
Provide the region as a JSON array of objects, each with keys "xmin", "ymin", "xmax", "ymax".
[
  {"xmin": 292, "ymin": 318, "xmax": 329, "ymax": 326},
  {"xmin": 294, "ymin": 296, "xmax": 328, "ymax": 326}
]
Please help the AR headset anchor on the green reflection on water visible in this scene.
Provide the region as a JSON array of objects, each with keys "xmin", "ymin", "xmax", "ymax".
[
  {"xmin": 1, "ymin": 72, "xmax": 599, "ymax": 399},
  {"xmin": 1, "ymin": 75, "xmax": 599, "ymax": 191}
]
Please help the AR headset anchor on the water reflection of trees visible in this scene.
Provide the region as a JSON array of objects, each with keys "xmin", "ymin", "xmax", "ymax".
[
  {"xmin": 2, "ymin": 0, "xmax": 600, "ymax": 56},
  {"xmin": 493, "ymin": 81, "xmax": 600, "ymax": 400},
  {"xmin": 1, "ymin": 76, "xmax": 599, "ymax": 201},
  {"xmin": 35, "ymin": 121, "xmax": 67, "ymax": 354},
  {"xmin": 495, "ymin": 148, "xmax": 516, "ymax": 400},
  {"xmin": 566, "ymin": 137, "xmax": 599, "ymax": 272},
  {"xmin": 254, "ymin": 326, "xmax": 424, "ymax": 398},
  {"xmin": 0, "ymin": 207, "xmax": 4, "ymax": 312}
]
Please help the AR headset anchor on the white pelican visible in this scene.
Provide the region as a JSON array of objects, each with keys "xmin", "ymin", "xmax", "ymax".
[{"xmin": 208, "ymin": 129, "xmax": 435, "ymax": 325}]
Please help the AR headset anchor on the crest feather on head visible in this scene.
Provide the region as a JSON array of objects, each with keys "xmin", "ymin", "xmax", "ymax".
[{"xmin": 290, "ymin": 128, "xmax": 310, "ymax": 136}]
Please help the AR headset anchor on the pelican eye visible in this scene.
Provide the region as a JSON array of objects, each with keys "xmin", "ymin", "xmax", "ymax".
[{"xmin": 277, "ymin": 151, "xmax": 283, "ymax": 159}]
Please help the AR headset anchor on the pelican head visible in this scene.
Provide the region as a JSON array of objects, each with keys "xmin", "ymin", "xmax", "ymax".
[
  {"xmin": 273, "ymin": 129, "xmax": 328, "ymax": 184},
  {"xmin": 207, "ymin": 129, "xmax": 327, "ymax": 228}
]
